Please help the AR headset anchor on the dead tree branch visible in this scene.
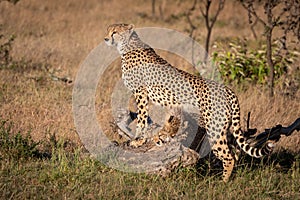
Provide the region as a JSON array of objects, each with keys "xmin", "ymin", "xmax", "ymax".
[{"xmin": 245, "ymin": 117, "xmax": 300, "ymax": 148}]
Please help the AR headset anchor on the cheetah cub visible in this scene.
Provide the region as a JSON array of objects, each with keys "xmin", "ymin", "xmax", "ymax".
[{"xmin": 104, "ymin": 23, "xmax": 274, "ymax": 182}]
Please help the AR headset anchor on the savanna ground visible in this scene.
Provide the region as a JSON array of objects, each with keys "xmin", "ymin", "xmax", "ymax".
[{"xmin": 0, "ymin": 0, "xmax": 299, "ymax": 199}]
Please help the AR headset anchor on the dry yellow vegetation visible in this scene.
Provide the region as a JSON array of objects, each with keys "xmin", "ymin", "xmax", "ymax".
[{"xmin": 0, "ymin": 0, "xmax": 299, "ymax": 152}]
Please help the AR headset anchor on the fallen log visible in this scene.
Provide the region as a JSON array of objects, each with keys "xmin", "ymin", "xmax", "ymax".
[{"xmin": 112, "ymin": 109, "xmax": 299, "ymax": 175}]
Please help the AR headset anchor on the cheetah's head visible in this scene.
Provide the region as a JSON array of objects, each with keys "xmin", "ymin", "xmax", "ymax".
[{"xmin": 104, "ymin": 24, "xmax": 134, "ymax": 49}]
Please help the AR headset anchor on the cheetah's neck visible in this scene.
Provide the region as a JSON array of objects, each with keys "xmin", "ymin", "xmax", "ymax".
[{"xmin": 118, "ymin": 31, "xmax": 151, "ymax": 55}]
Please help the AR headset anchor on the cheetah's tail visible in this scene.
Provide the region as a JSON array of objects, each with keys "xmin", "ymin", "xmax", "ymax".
[
  {"xmin": 228, "ymin": 88, "xmax": 274, "ymax": 158},
  {"xmin": 233, "ymin": 128, "xmax": 274, "ymax": 158}
]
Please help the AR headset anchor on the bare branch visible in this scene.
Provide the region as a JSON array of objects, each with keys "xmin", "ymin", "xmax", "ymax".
[
  {"xmin": 152, "ymin": 0, "xmax": 156, "ymax": 17},
  {"xmin": 247, "ymin": 118, "xmax": 300, "ymax": 148},
  {"xmin": 199, "ymin": 0, "xmax": 226, "ymax": 62},
  {"xmin": 210, "ymin": 0, "xmax": 225, "ymax": 29},
  {"xmin": 240, "ymin": 1, "xmax": 267, "ymax": 27},
  {"xmin": 243, "ymin": 112, "xmax": 258, "ymax": 138},
  {"xmin": 199, "ymin": 2, "xmax": 205, "ymax": 17},
  {"xmin": 250, "ymin": 17, "xmax": 259, "ymax": 39},
  {"xmin": 186, "ymin": 0, "xmax": 198, "ymax": 38}
]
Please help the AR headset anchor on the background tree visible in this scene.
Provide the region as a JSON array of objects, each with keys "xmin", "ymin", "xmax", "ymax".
[
  {"xmin": 240, "ymin": 0, "xmax": 300, "ymax": 97},
  {"xmin": 186, "ymin": 0, "xmax": 225, "ymax": 63},
  {"xmin": 0, "ymin": 0, "xmax": 20, "ymax": 4},
  {"xmin": 151, "ymin": 0, "xmax": 165, "ymax": 20}
]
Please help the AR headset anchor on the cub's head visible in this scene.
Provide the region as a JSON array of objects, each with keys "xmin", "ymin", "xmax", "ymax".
[{"xmin": 104, "ymin": 24, "xmax": 134, "ymax": 47}]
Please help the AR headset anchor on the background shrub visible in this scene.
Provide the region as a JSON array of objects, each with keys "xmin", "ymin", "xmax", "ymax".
[{"xmin": 212, "ymin": 39, "xmax": 297, "ymax": 87}]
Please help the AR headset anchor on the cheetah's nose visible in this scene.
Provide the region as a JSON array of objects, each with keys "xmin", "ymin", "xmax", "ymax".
[{"xmin": 104, "ymin": 38, "xmax": 109, "ymax": 42}]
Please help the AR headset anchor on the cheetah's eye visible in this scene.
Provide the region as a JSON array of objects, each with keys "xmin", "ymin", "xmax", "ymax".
[{"xmin": 111, "ymin": 31, "xmax": 117, "ymax": 36}]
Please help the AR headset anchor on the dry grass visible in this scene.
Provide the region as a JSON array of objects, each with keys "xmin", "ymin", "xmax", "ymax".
[
  {"xmin": 0, "ymin": 0, "xmax": 299, "ymax": 198},
  {"xmin": 238, "ymin": 87, "xmax": 300, "ymax": 153},
  {"xmin": 0, "ymin": 0, "xmax": 299, "ymax": 157}
]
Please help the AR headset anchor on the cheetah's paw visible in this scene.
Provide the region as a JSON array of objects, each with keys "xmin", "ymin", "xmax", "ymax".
[{"xmin": 129, "ymin": 137, "xmax": 147, "ymax": 148}]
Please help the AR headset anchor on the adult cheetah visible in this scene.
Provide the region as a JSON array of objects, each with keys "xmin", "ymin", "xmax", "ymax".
[{"xmin": 104, "ymin": 23, "xmax": 273, "ymax": 182}]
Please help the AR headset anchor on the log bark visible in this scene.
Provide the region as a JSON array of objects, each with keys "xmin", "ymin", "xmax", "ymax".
[{"xmin": 113, "ymin": 109, "xmax": 300, "ymax": 175}]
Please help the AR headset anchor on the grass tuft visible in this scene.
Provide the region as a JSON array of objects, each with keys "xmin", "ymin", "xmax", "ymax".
[{"xmin": 0, "ymin": 120, "xmax": 39, "ymax": 161}]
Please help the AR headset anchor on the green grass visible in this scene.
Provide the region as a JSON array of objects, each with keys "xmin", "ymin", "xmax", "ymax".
[{"xmin": 0, "ymin": 120, "xmax": 299, "ymax": 200}]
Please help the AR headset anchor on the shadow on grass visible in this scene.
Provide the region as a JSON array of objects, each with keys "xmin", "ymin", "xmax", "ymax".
[
  {"xmin": 0, "ymin": 119, "xmax": 81, "ymax": 162},
  {"xmin": 193, "ymin": 146, "xmax": 299, "ymax": 181},
  {"xmin": 188, "ymin": 125, "xmax": 299, "ymax": 180}
]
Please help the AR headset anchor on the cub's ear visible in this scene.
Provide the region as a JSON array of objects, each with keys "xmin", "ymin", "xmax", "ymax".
[{"xmin": 128, "ymin": 24, "xmax": 135, "ymax": 30}]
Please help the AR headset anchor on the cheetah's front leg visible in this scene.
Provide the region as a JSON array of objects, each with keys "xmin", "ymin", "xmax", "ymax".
[{"xmin": 130, "ymin": 88, "xmax": 149, "ymax": 147}]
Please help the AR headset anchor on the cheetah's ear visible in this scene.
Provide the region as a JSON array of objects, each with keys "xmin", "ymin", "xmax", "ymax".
[{"xmin": 128, "ymin": 24, "xmax": 135, "ymax": 30}]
